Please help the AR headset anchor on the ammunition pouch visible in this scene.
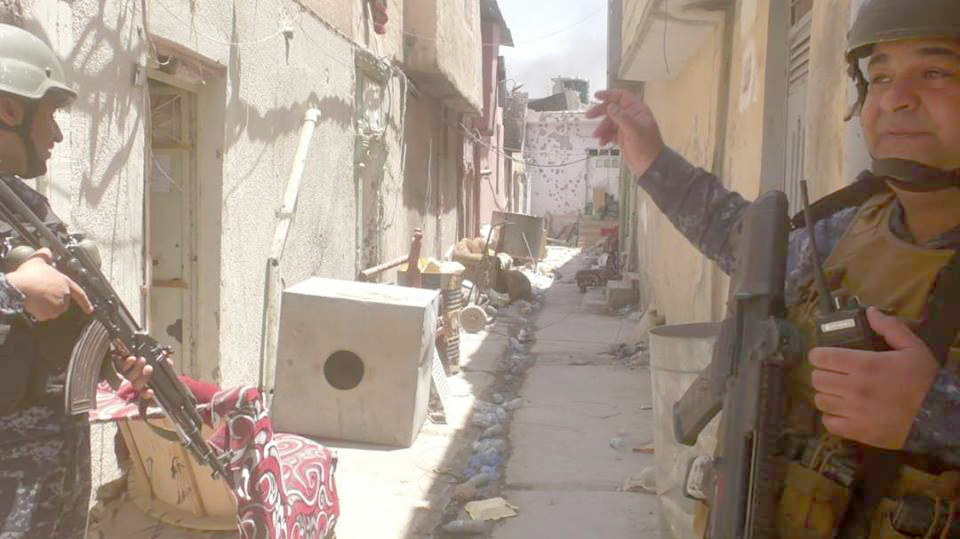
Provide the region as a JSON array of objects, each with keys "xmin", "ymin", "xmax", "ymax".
[
  {"xmin": 778, "ymin": 434, "xmax": 860, "ymax": 539},
  {"xmin": 868, "ymin": 466, "xmax": 960, "ymax": 538}
]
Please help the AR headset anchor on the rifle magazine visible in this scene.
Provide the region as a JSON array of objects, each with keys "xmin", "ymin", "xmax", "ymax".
[{"xmin": 65, "ymin": 319, "xmax": 112, "ymax": 415}]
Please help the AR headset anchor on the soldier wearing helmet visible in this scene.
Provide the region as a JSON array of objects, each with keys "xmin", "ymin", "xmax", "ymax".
[
  {"xmin": 0, "ymin": 24, "xmax": 155, "ymax": 537},
  {"xmin": 589, "ymin": 0, "xmax": 960, "ymax": 536}
]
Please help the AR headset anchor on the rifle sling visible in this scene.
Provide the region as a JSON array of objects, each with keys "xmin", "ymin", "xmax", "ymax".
[
  {"xmin": 137, "ymin": 399, "xmax": 187, "ymax": 443},
  {"xmin": 789, "ymin": 172, "xmax": 888, "ymax": 230}
]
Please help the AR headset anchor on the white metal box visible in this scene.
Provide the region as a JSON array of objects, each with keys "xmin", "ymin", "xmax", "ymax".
[{"xmin": 271, "ymin": 277, "xmax": 440, "ymax": 447}]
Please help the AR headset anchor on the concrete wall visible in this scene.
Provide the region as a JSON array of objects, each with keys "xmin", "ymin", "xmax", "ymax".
[
  {"xmin": 639, "ymin": 22, "xmax": 726, "ymax": 324},
  {"xmin": 526, "ymin": 111, "xmax": 607, "ymax": 231},
  {"xmin": 403, "ymin": 0, "xmax": 482, "ymax": 114},
  {"xmin": 381, "ymin": 90, "xmax": 461, "ymax": 266},
  {"xmin": 477, "ymin": 106, "xmax": 509, "ymax": 226}
]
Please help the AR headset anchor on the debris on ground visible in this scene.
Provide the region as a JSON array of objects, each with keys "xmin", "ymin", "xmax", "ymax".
[
  {"xmin": 464, "ymin": 497, "xmax": 519, "ymax": 521},
  {"xmin": 611, "ymin": 432, "xmax": 655, "ymax": 453},
  {"xmin": 622, "ymin": 467, "xmax": 657, "ymax": 494},
  {"xmin": 437, "ymin": 260, "xmax": 552, "ymax": 536},
  {"xmin": 618, "ymin": 307, "xmax": 665, "ymax": 346},
  {"xmin": 453, "ymin": 472, "xmax": 493, "ymax": 502},
  {"xmin": 441, "ymin": 519, "xmax": 494, "ymax": 535},
  {"xmin": 633, "ymin": 443, "xmax": 656, "ymax": 454}
]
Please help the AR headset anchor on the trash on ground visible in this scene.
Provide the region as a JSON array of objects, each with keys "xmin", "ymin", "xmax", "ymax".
[
  {"xmin": 453, "ymin": 472, "xmax": 493, "ymax": 502},
  {"xmin": 622, "ymin": 467, "xmax": 657, "ymax": 494},
  {"xmin": 465, "ymin": 497, "xmax": 519, "ymax": 521},
  {"xmin": 441, "ymin": 519, "xmax": 494, "ymax": 535}
]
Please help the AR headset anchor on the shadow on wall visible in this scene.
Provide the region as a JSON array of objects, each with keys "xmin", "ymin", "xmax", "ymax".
[
  {"xmin": 22, "ymin": 1, "xmax": 357, "ymax": 207},
  {"xmin": 23, "ymin": 2, "xmax": 144, "ymax": 207},
  {"xmin": 222, "ymin": 3, "xmax": 353, "ymax": 201}
]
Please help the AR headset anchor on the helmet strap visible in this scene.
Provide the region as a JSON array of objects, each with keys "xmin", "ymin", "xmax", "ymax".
[
  {"xmin": 0, "ymin": 99, "xmax": 41, "ymax": 178},
  {"xmin": 844, "ymin": 51, "xmax": 870, "ymax": 121},
  {"xmin": 872, "ymin": 159, "xmax": 960, "ymax": 192}
]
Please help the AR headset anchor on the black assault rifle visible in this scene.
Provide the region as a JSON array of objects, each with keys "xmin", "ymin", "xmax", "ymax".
[
  {"xmin": 672, "ymin": 191, "xmax": 804, "ymax": 539},
  {"xmin": 0, "ymin": 174, "xmax": 231, "ymax": 483}
]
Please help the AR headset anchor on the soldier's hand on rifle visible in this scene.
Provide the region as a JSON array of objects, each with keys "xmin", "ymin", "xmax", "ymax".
[
  {"xmin": 113, "ymin": 347, "xmax": 175, "ymax": 401},
  {"xmin": 809, "ymin": 307, "xmax": 939, "ymax": 449},
  {"xmin": 118, "ymin": 355, "xmax": 157, "ymax": 400},
  {"xmin": 586, "ymin": 88, "xmax": 665, "ymax": 176},
  {"xmin": 6, "ymin": 247, "xmax": 93, "ymax": 321}
]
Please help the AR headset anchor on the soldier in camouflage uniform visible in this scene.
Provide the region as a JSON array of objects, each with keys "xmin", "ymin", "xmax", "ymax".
[
  {"xmin": 590, "ymin": 0, "xmax": 960, "ymax": 537},
  {"xmin": 0, "ymin": 24, "xmax": 156, "ymax": 537}
]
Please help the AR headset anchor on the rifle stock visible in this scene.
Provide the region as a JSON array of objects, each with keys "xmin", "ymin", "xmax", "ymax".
[
  {"xmin": 673, "ymin": 191, "xmax": 804, "ymax": 539},
  {"xmin": 0, "ymin": 174, "xmax": 231, "ymax": 483}
]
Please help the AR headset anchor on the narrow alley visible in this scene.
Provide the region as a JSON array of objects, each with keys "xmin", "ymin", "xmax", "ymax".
[{"xmin": 491, "ymin": 249, "xmax": 659, "ymax": 538}]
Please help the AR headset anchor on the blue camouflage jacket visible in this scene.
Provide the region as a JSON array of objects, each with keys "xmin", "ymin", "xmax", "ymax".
[{"xmin": 640, "ymin": 147, "xmax": 960, "ymax": 468}]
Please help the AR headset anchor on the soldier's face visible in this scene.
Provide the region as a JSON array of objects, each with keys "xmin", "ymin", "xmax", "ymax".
[
  {"xmin": 26, "ymin": 96, "xmax": 63, "ymax": 177},
  {"xmin": 861, "ymin": 38, "xmax": 960, "ymax": 170},
  {"xmin": 0, "ymin": 94, "xmax": 62, "ymax": 177}
]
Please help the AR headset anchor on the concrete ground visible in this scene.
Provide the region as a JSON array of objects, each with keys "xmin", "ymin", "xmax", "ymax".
[
  {"xmin": 87, "ymin": 247, "xmax": 661, "ymax": 538},
  {"xmin": 488, "ymin": 251, "xmax": 659, "ymax": 539}
]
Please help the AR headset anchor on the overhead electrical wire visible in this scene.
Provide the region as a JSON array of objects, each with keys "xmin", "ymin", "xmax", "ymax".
[{"xmin": 460, "ymin": 122, "xmax": 594, "ymax": 169}]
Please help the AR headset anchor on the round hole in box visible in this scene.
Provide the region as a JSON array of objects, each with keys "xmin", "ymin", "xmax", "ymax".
[{"xmin": 324, "ymin": 350, "xmax": 364, "ymax": 390}]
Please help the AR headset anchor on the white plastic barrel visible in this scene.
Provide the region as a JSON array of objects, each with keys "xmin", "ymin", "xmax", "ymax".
[{"xmin": 648, "ymin": 323, "xmax": 722, "ymax": 539}]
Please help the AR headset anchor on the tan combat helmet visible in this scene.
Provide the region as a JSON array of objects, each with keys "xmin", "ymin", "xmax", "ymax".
[
  {"xmin": 846, "ymin": 0, "xmax": 960, "ymax": 117},
  {"xmin": 0, "ymin": 24, "xmax": 76, "ymax": 177}
]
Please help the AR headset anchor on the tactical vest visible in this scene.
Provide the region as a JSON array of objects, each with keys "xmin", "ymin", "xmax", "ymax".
[
  {"xmin": 0, "ymin": 178, "xmax": 90, "ymax": 415},
  {"xmin": 778, "ymin": 191, "xmax": 960, "ymax": 539}
]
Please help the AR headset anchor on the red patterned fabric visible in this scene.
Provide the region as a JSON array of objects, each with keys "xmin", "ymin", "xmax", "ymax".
[{"xmin": 89, "ymin": 382, "xmax": 339, "ymax": 538}]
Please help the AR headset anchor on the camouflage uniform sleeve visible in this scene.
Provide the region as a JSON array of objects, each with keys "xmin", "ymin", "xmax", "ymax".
[
  {"xmin": 638, "ymin": 147, "xmax": 856, "ymax": 288},
  {"xmin": 0, "ymin": 274, "xmax": 25, "ymax": 317},
  {"xmin": 637, "ymin": 147, "xmax": 749, "ymax": 274},
  {"xmin": 904, "ymin": 370, "xmax": 960, "ymax": 467}
]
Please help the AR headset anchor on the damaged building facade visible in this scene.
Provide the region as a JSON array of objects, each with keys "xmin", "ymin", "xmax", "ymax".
[
  {"xmin": 525, "ymin": 95, "xmax": 621, "ymax": 245},
  {"xmin": 610, "ymin": 0, "xmax": 873, "ymax": 324},
  {"xmin": 1, "ymin": 0, "xmax": 514, "ymax": 496}
]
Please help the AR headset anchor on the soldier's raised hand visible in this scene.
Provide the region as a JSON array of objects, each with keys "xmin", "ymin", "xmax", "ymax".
[
  {"xmin": 586, "ymin": 89, "xmax": 665, "ymax": 176},
  {"xmin": 6, "ymin": 247, "xmax": 93, "ymax": 321}
]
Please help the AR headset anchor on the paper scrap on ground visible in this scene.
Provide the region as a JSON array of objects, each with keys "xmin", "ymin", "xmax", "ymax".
[
  {"xmin": 465, "ymin": 497, "xmax": 519, "ymax": 521},
  {"xmin": 622, "ymin": 467, "xmax": 657, "ymax": 494}
]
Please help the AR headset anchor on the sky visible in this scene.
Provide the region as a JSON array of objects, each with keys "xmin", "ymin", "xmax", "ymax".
[{"xmin": 498, "ymin": 0, "xmax": 608, "ymax": 101}]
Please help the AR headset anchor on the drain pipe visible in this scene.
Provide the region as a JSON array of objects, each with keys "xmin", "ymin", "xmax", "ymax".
[{"xmin": 259, "ymin": 108, "xmax": 322, "ymax": 397}]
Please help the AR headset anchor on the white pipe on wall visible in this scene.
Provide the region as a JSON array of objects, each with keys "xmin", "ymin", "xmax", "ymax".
[{"xmin": 259, "ymin": 108, "xmax": 322, "ymax": 396}]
